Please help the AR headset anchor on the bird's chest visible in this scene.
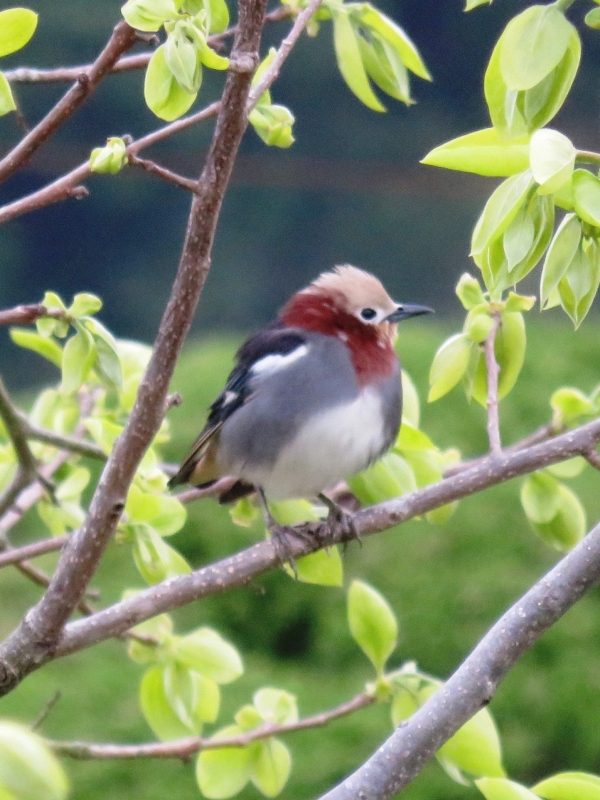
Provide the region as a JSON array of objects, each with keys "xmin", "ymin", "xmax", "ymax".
[{"xmin": 262, "ymin": 387, "xmax": 389, "ymax": 500}]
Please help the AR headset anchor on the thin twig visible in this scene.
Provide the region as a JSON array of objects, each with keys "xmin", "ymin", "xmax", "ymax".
[
  {"xmin": 18, "ymin": 416, "xmax": 106, "ymax": 461},
  {"xmin": 584, "ymin": 448, "xmax": 600, "ymax": 471},
  {"xmin": 128, "ymin": 155, "xmax": 199, "ymax": 193},
  {"xmin": 0, "ymin": 378, "xmax": 50, "ymax": 517},
  {"xmin": 483, "ymin": 313, "xmax": 502, "ymax": 456},
  {"xmin": 0, "ymin": 303, "xmax": 62, "ymax": 327},
  {"xmin": 0, "ymin": 535, "xmax": 68, "ymax": 569},
  {"xmin": 0, "ymin": 21, "xmax": 138, "ymax": 185},
  {"xmin": 3, "ymin": 8, "xmax": 291, "ymax": 85},
  {"xmin": 32, "ymin": 690, "xmax": 62, "ymax": 731},
  {"xmin": 49, "ymin": 692, "xmax": 374, "ymax": 759},
  {"xmin": 247, "ymin": 0, "xmax": 324, "ymax": 110}
]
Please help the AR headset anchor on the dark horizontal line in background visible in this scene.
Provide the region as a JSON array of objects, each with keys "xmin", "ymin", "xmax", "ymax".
[{"xmin": 0, "ymin": 141, "xmax": 491, "ymax": 199}]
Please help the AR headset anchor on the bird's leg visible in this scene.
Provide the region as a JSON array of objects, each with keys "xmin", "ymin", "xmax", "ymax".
[
  {"xmin": 256, "ymin": 488, "xmax": 310, "ymax": 574},
  {"xmin": 317, "ymin": 492, "xmax": 360, "ymax": 546}
]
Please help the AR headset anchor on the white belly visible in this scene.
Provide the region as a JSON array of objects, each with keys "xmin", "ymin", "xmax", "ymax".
[{"xmin": 243, "ymin": 388, "xmax": 387, "ymax": 500}]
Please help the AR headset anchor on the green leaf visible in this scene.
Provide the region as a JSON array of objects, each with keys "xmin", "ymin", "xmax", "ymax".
[
  {"xmin": 348, "ymin": 579, "xmax": 398, "ymax": 674},
  {"xmin": 349, "ymin": 452, "xmax": 416, "ymax": 505},
  {"xmin": 465, "ymin": 0, "xmax": 492, "ymax": 9},
  {"xmin": 504, "ymin": 292, "xmax": 536, "ymax": 313},
  {"xmin": 464, "ymin": 311, "xmax": 495, "ymax": 344},
  {"xmin": 196, "ymin": 674, "xmax": 221, "ymax": 723},
  {"xmin": 558, "ymin": 241, "xmax": 600, "ymax": 328},
  {"xmin": 0, "ymin": 8, "xmax": 38, "ymax": 57},
  {"xmin": 174, "ymin": 627, "xmax": 243, "ymax": 683},
  {"xmin": 9, "ymin": 328, "xmax": 62, "ymax": 367},
  {"xmin": 540, "ymin": 213, "xmax": 581, "ymax": 308},
  {"xmin": 471, "ymin": 171, "xmax": 534, "ymax": 256},
  {"xmin": 551, "ymin": 387, "xmax": 596, "ymax": 423},
  {"xmin": 401, "ymin": 370, "xmax": 420, "ymax": 427},
  {"xmin": 0, "ymin": 721, "xmax": 68, "ymax": 800},
  {"xmin": 484, "ymin": 44, "xmax": 527, "ymax": 139},
  {"xmin": 332, "ymin": 9, "xmax": 385, "ymax": 112},
  {"xmin": 529, "ymin": 129, "xmax": 575, "ymax": 194},
  {"xmin": 499, "ymin": 6, "xmax": 573, "ymax": 91},
  {"xmin": 352, "ymin": 4, "xmax": 431, "ymax": 80},
  {"xmin": 455, "ymin": 273, "xmax": 485, "ymax": 310},
  {"xmin": 56, "ymin": 466, "xmax": 90, "ymax": 500},
  {"xmin": 229, "ymin": 497, "xmax": 259, "ymax": 527},
  {"xmin": 140, "ymin": 665, "xmax": 200, "ymax": 740},
  {"xmin": 197, "ymin": 40, "xmax": 229, "ymax": 71},
  {"xmin": 502, "ymin": 206, "xmax": 535, "ymax": 272},
  {"xmin": 477, "ymin": 778, "xmax": 540, "ymax": 800},
  {"xmin": 235, "ymin": 705, "xmax": 264, "ymax": 731},
  {"xmin": 293, "ymin": 547, "xmax": 344, "ymax": 587},
  {"xmin": 471, "ymin": 312, "xmax": 526, "ymax": 406},
  {"xmin": 68, "ymin": 292, "xmax": 102, "ymax": 317},
  {"xmin": 428, "ymin": 333, "xmax": 472, "ymax": 402},
  {"xmin": 163, "ymin": 660, "xmax": 198, "ymax": 729},
  {"xmin": 196, "ymin": 726, "xmax": 256, "ymax": 799},
  {"xmin": 530, "ymin": 484, "xmax": 586, "ymax": 551},
  {"xmin": 0, "ymin": 73, "xmax": 16, "ymax": 116},
  {"xmin": 254, "ymin": 688, "xmax": 298, "ymax": 725},
  {"xmin": 60, "ymin": 328, "xmax": 96, "ymax": 394},
  {"xmin": 391, "ymin": 686, "xmax": 418, "ymax": 725},
  {"xmin": 252, "ymin": 739, "xmax": 291, "ymax": 798},
  {"xmin": 572, "ymin": 169, "xmax": 600, "ymax": 228},
  {"xmin": 249, "ymin": 104, "xmax": 295, "ymax": 148},
  {"xmin": 533, "ymin": 772, "xmax": 600, "ymax": 800},
  {"xmin": 207, "ymin": 0, "xmax": 229, "ymax": 33},
  {"xmin": 132, "ymin": 523, "xmax": 191, "ymax": 584},
  {"xmin": 358, "ymin": 35, "xmax": 412, "ymax": 105},
  {"xmin": 585, "ymin": 8, "xmax": 600, "ymax": 30},
  {"xmin": 144, "ymin": 44, "xmax": 198, "ymax": 121},
  {"xmin": 439, "ymin": 706, "xmax": 505, "ymax": 779},
  {"xmin": 121, "ymin": 0, "xmax": 178, "ymax": 31},
  {"xmin": 521, "ymin": 472, "xmax": 561, "ymax": 524},
  {"xmin": 422, "ymin": 129, "xmax": 530, "ymax": 178},
  {"xmin": 546, "ymin": 456, "xmax": 586, "ymax": 479},
  {"xmin": 165, "ymin": 26, "xmax": 202, "ymax": 93},
  {"xmin": 89, "ymin": 137, "xmax": 128, "ymax": 174}
]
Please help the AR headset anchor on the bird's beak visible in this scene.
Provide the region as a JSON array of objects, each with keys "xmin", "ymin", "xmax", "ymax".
[{"xmin": 385, "ymin": 303, "xmax": 434, "ymax": 323}]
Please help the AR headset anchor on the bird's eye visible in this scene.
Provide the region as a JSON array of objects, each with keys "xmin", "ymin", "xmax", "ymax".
[{"xmin": 360, "ymin": 308, "xmax": 377, "ymax": 321}]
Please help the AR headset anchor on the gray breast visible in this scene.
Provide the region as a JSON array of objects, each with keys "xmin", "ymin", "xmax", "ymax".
[{"xmin": 218, "ymin": 333, "xmax": 361, "ymax": 471}]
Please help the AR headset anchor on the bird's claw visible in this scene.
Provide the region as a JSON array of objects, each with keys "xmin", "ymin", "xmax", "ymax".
[
  {"xmin": 268, "ymin": 522, "xmax": 320, "ymax": 578},
  {"xmin": 318, "ymin": 494, "xmax": 361, "ymax": 549}
]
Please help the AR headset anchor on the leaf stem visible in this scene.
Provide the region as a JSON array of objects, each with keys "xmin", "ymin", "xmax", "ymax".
[{"xmin": 483, "ymin": 312, "xmax": 502, "ymax": 456}]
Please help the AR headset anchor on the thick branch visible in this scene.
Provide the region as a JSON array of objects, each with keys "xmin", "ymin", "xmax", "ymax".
[
  {"xmin": 49, "ymin": 692, "xmax": 373, "ymax": 760},
  {"xmin": 53, "ymin": 415, "xmax": 600, "ymax": 660},
  {"xmin": 0, "ymin": 21, "xmax": 138, "ymax": 185},
  {"xmin": 484, "ymin": 313, "xmax": 502, "ymax": 456},
  {"xmin": 0, "ymin": 0, "xmax": 270, "ymax": 697},
  {"xmin": 319, "ymin": 517, "xmax": 600, "ymax": 800}
]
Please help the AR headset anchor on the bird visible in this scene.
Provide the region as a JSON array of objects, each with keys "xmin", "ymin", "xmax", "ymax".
[{"xmin": 169, "ymin": 265, "xmax": 432, "ymax": 555}]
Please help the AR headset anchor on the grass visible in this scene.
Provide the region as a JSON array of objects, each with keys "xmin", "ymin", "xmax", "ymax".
[{"xmin": 1, "ymin": 316, "xmax": 600, "ymax": 800}]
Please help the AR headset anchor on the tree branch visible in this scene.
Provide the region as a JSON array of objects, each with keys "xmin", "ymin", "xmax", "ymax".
[
  {"xmin": 0, "ymin": 0, "xmax": 270, "ymax": 697},
  {"xmin": 127, "ymin": 154, "xmax": 199, "ymax": 193},
  {"xmin": 3, "ymin": 8, "xmax": 291, "ymax": 85},
  {"xmin": 48, "ymin": 692, "xmax": 373, "ymax": 760},
  {"xmin": 0, "ymin": 535, "xmax": 68, "ymax": 570},
  {"xmin": 484, "ymin": 312, "xmax": 502, "ymax": 456},
  {"xmin": 0, "ymin": 303, "xmax": 62, "ymax": 327},
  {"xmin": 52, "ymin": 414, "xmax": 600, "ymax": 661},
  {"xmin": 319, "ymin": 515, "xmax": 600, "ymax": 800},
  {"xmin": 0, "ymin": 21, "xmax": 138, "ymax": 185}
]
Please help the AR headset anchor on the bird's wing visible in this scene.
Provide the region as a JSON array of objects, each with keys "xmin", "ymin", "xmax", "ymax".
[{"xmin": 168, "ymin": 324, "xmax": 308, "ymax": 488}]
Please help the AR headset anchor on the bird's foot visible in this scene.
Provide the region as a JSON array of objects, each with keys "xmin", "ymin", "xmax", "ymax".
[
  {"xmin": 318, "ymin": 493, "xmax": 360, "ymax": 548},
  {"xmin": 268, "ymin": 523, "xmax": 316, "ymax": 578}
]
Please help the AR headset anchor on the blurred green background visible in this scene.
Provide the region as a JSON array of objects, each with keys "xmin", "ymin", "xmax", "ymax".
[
  {"xmin": 2, "ymin": 322, "xmax": 600, "ymax": 800},
  {"xmin": 2, "ymin": 0, "xmax": 600, "ymax": 798}
]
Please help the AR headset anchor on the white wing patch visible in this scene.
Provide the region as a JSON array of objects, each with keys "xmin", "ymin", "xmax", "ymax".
[{"xmin": 251, "ymin": 344, "xmax": 309, "ymax": 377}]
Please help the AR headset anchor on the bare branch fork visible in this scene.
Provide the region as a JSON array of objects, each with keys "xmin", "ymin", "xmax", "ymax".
[{"xmin": 48, "ymin": 692, "xmax": 374, "ymax": 760}]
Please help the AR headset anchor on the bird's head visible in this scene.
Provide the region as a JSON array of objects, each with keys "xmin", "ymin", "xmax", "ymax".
[{"xmin": 281, "ymin": 265, "xmax": 432, "ymax": 344}]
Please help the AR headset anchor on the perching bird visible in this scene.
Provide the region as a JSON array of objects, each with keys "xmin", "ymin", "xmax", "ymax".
[{"xmin": 169, "ymin": 265, "xmax": 432, "ymax": 547}]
